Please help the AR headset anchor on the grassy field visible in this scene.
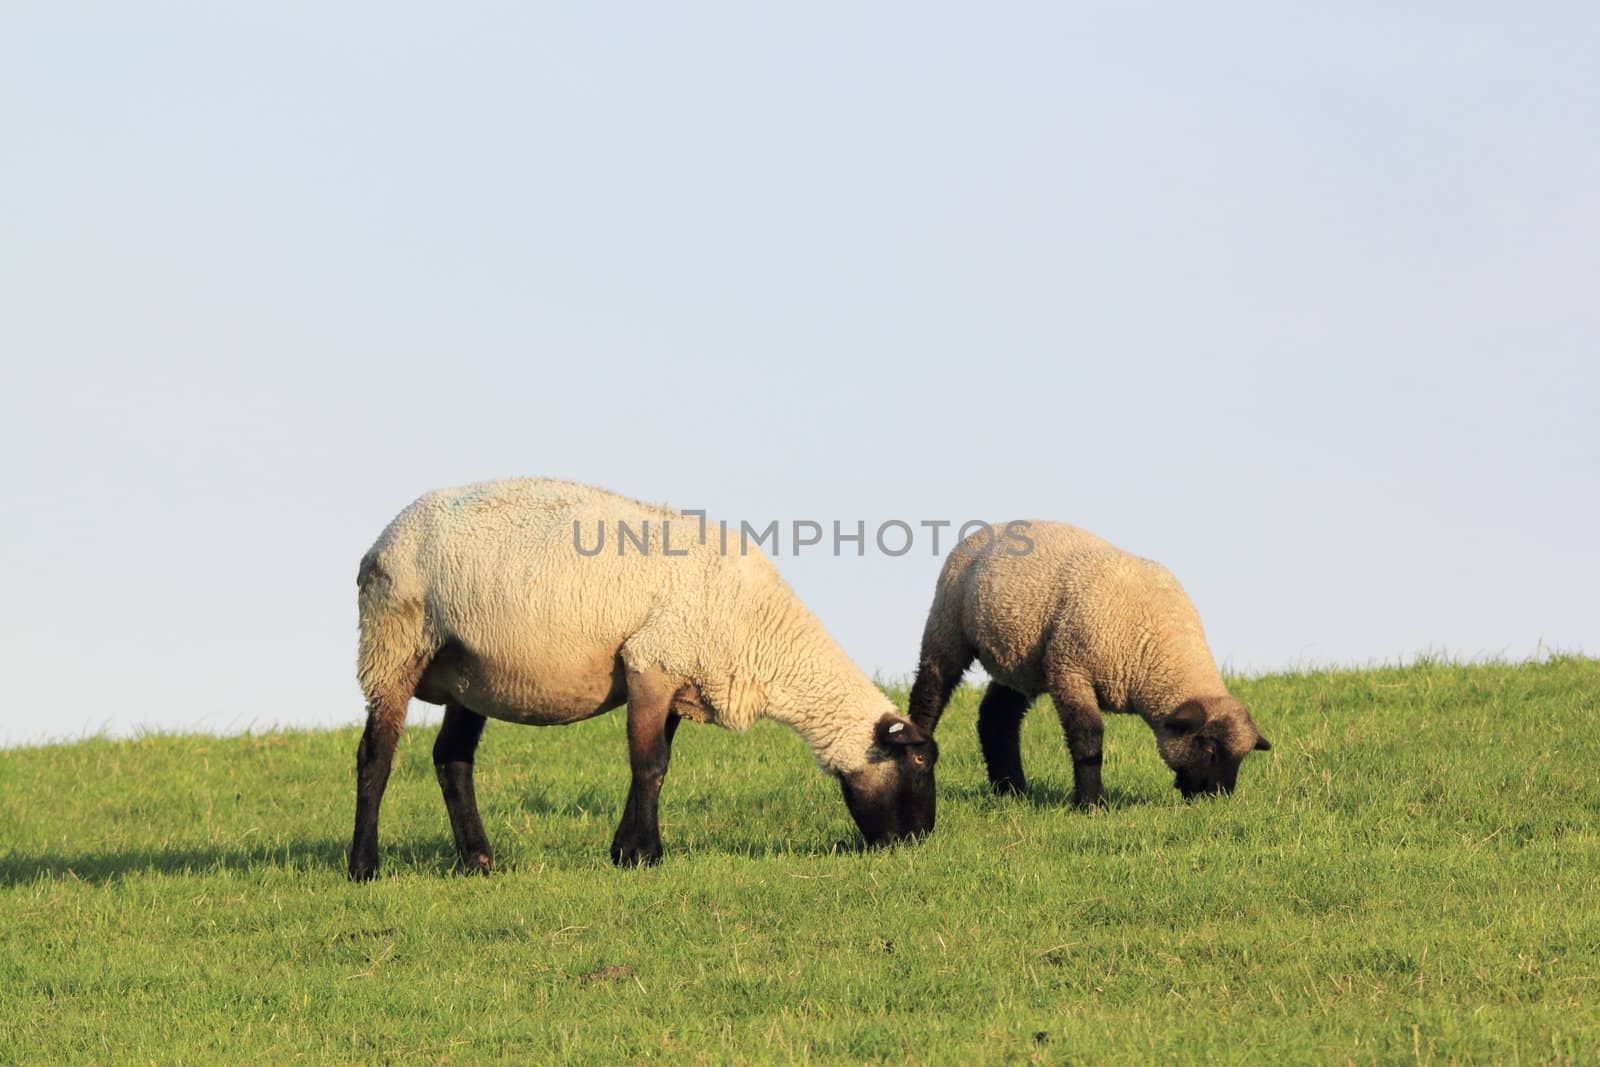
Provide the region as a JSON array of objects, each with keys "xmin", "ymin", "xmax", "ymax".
[{"xmin": 2, "ymin": 657, "xmax": 1597, "ymax": 1064}]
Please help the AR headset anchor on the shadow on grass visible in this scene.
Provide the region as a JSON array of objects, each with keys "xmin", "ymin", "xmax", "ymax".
[
  {"xmin": 0, "ymin": 829, "xmax": 879, "ymax": 885},
  {"xmin": 0, "ymin": 838, "xmax": 353, "ymax": 886},
  {"xmin": 940, "ymin": 779, "xmax": 1152, "ymax": 809}
]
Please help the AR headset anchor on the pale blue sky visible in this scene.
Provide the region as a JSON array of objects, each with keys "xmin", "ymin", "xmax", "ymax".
[{"xmin": 3, "ymin": 4, "xmax": 1596, "ymax": 746}]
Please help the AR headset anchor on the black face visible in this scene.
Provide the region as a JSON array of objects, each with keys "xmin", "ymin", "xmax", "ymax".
[
  {"xmin": 1162, "ymin": 698, "xmax": 1271, "ymax": 800},
  {"xmin": 1173, "ymin": 741, "xmax": 1243, "ymax": 798},
  {"xmin": 839, "ymin": 715, "xmax": 938, "ymax": 846}
]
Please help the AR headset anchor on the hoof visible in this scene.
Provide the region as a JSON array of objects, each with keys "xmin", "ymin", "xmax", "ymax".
[
  {"xmin": 460, "ymin": 850, "xmax": 493, "ymax": 875},
  {"xmin": 1074, "ymin": 791, "xmax": 1108, "ymax": 811},
  {"xmin": 610, "ymin": 841, "xmax": 663, "ymax": 868},
  {"xmin": 348, "ymin": 860, "xmax": 378, "ymax": 882},
  {"xmin": 991, "ymin": 776, "xmax": 1028, "ymax": 797}
]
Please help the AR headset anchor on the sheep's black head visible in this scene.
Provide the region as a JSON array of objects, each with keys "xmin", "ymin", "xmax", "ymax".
[
  {"xmin": 839, "ymin": 714, "xmax": 938, "ymax": 846},
  {"xmin": 1157, "ymin": 696, "xmax": 1271, "ymax": 799}
]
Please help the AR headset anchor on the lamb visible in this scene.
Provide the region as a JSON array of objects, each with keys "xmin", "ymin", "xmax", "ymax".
[
  {"xmin": 348, "ymin": 478, "xmax": 937, "ymax": 880},
  {"xmin": 906, "ymin": 521, "xmax": 1269, "ymax": 807}
]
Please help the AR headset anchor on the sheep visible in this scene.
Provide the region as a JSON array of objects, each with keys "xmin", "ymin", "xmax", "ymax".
[
  {"xmin": 906, "ymin": 521, "xmax": 1269, "ymax": 807},
  {"xmin": 348, "ymin": 478, "xmax": 937, "ymax": 880}
]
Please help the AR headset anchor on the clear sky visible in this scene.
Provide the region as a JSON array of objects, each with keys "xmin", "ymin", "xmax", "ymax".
[{"xmin": 3, "ymin": 4, "xmax": 1596, "ymax": 747}]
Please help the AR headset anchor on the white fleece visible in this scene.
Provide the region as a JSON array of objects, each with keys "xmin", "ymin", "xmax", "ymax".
[{"xmin": 357, "ymin": 478, "xmax": 894, "ymax": 772}]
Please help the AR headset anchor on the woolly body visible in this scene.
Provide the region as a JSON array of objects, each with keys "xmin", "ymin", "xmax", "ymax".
[
  {"xmin": 923, "ymin": 522, "xmax": 1228, "ymax": 720},
  {"xmin": 359, "ymin": 478, "xmax": 894, "ymax": 772}
]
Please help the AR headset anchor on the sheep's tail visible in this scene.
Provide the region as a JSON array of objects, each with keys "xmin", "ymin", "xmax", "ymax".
[{"xmin": 356, "ymin": 550, "xmax": 431, "ymax": 739}]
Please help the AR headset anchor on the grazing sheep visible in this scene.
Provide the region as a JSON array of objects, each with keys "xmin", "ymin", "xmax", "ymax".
[
  {"xmin": 349, "ymin": 478, "xmax": 937, "ymax": 880},
  {"xmin": 906, "ymin": 521, "xmax": 1269, "ymax": 806}
]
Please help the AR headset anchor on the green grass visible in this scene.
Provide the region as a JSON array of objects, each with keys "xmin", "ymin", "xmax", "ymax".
[{"xmin": 2, "ymin": 658, "xmax": 1598, "ymax": 1064}]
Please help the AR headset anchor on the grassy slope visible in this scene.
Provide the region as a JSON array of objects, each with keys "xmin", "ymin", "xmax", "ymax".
[{"xmin": 2, "ymin": 658, "xmax": 1597, "ymax": 1064}]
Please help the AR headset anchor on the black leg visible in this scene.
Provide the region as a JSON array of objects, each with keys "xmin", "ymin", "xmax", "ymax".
[
  {"xmin": 976, "ymin": 684, "xmax": 1033, "ymax": 795},
  {"xmin": 434, "ymin": 704, "xmax": 492, "ymax": 874},
  {"xmin": 1051, "ymin": 688, "xmax": 1107, "ymax": 809},
  {"xmin": 611, "ymin": 670, "xmax": 681, "ymax": 867},
  {"xmin": 349, "ymin": 706, "xmax": 404, "ymax": 881}
]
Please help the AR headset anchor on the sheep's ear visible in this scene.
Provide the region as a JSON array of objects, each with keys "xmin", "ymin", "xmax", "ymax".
[
  {"xmin": 876, "ymin": 715, "xmax": 926, "ymax": 748},
  {"xmin": 1165, "ymin": 701, "xmax": 1207, "ymax": 735},
  {"xmin": 1254, "ymin": 734, "xmax": 1273, "ymax": 752}
]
